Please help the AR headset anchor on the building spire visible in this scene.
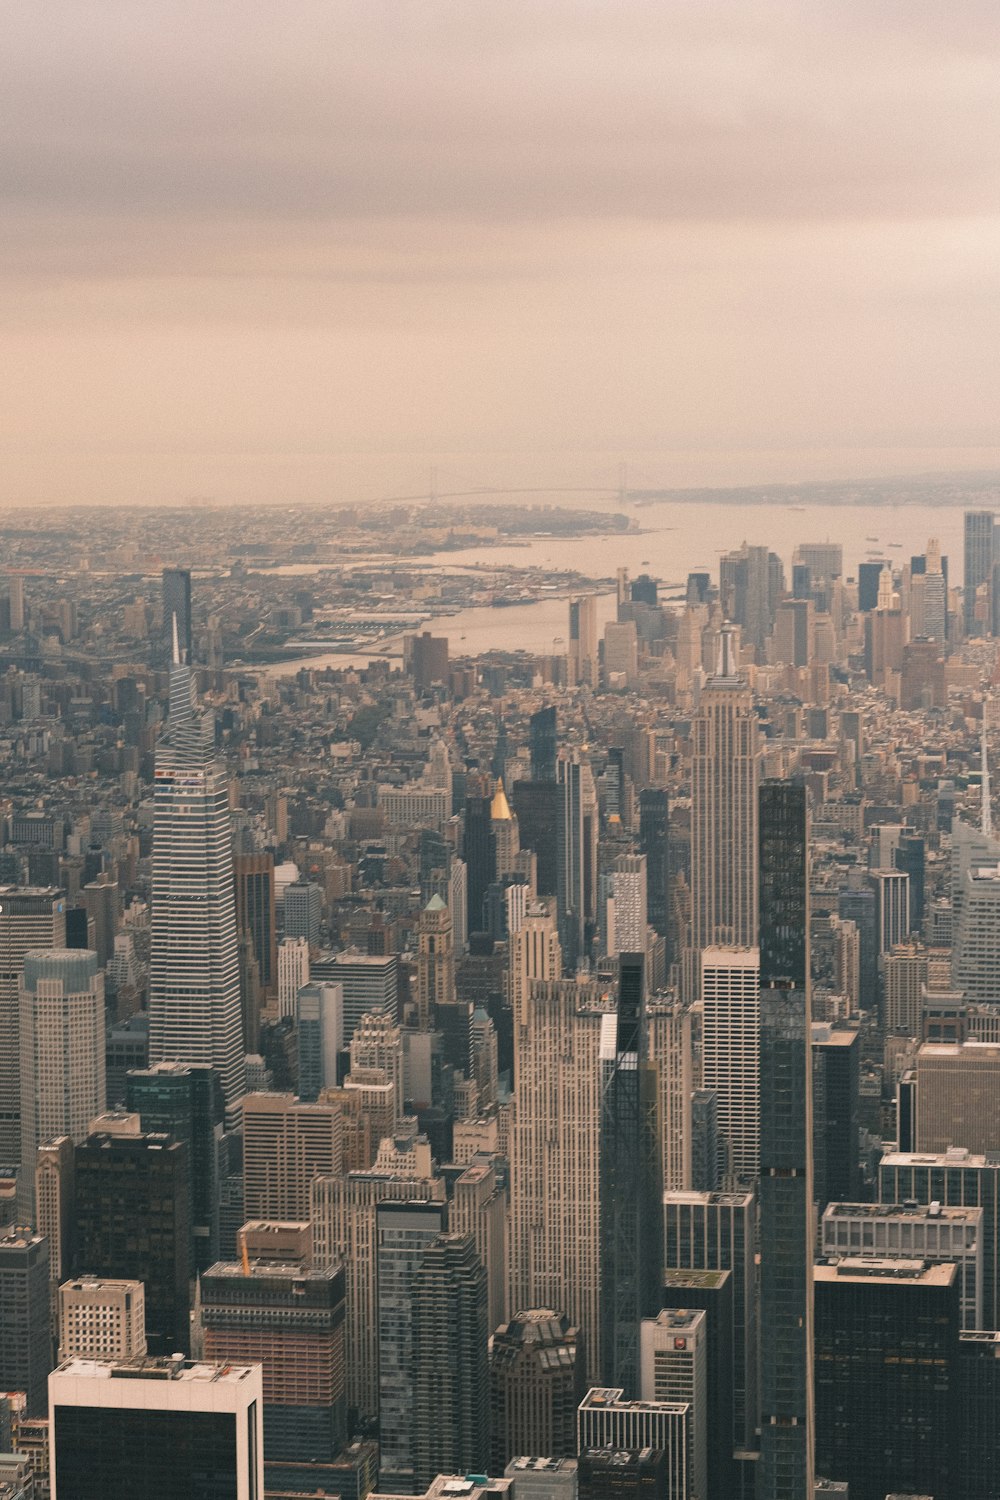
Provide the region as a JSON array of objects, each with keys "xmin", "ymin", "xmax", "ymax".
[{"xmin": 717, "ymin": 623, "xmax": 738, "ymax": 679}]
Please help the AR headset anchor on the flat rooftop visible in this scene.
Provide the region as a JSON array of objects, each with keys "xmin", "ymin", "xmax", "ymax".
[
  {"xmin": 54, "ymin": 1356, "xmax": 257, "ymax": 1384},
  {"xmin": 815, "ymin": 1259, "xmax": 957, "ymax": 1287}
]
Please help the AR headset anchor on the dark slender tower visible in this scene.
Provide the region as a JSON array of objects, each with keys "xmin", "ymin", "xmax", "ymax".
[
  {"xmin": 600, "ymin": 952, "xmax": 662, "ymax": 1394},
  {"xmin": 639, "ymin": 788, "xmax": 669, "ymax": 943},
  {"xmin": 758, "ymin": 780, "xmax": 813, "ymax": 1499},
  {"xmin": 529, "ymin": 705, "xmax": 557, "ymax": 782},
  {"xmin": 463, "ymin": 795, "xmax": 495, "ymax": 938}
]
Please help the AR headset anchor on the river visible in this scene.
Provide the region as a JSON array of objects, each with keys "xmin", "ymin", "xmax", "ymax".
[{"xmin": 253, "ymin": 497, "xmax": 969, "ymax": 676}]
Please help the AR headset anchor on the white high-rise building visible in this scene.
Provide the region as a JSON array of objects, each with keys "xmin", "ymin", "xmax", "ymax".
[
  {"xmin": 148, "ymin": 643, "xmax": 244, "ymax": 1119},
  {"xmin": 689, "ymin": 629, "xmax": 759, "ymax": 992},
  {"xmin": 507, "ymin": 903, "xmax": 562, "ymax": 1018},
  {"xmin": 509, "ymin": 977, "xmax": 610, "ymax": 1383},
  {"xmin": 568, "ymin": 595, "xmax": 597, "ymax": 687},
  {"xmin": 640, "ymin": 1308, "xmax": 708, "ymax": 1500},
  {"xmin": 700, "ymin": 946, "xmax": 760, "ymax": 1182},
  {"xmin": 604, "ymin": 853, "xmax": 648, "ymax": 958},
  {"xmin": 19, "ymin": 949, "xmax": 105, "ymax": 1220},
  {"xmin": 0, "ymin": 887, "xmax": 67, "ymax": 1165},
  {"xmin": 277, "ymin": 935, "xmax": 311, "ymax": 1019}
]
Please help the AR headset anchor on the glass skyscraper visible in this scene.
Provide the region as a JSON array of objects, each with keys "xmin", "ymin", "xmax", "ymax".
[
  {"xmin": 758, "ymin": 780, "xmax": 813, "ymax": 1500},
  {"xmin": 148, "ymin": 646, "xmax": 244, "ymax": 1120}
]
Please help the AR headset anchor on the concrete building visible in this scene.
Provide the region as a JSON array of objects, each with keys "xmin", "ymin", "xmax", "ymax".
[
  {"xmin": 821, "ymin": 1200, "xmax": 983, "ymax": 1328},
  {"xmin": 58, "ymin": 1279, "xmax": 146, "ymax": 1362},
  {"xmin": 18, "ymin": 950, "xmax": 105, "ymax": 1221},
  {"xmin": 199, "ymin": 1260, "xmax": 346, "ymax": 1464},
  {"xmin": 509, "ymin": 979, "xmax": 609, "ymax": 1383},
  {"xmin": 914, "ymin": 1041, "xmax": 1000, "ymax": 1154},
  {"xmin": 576, "ymin": 1388, "xmax": 688, "ymax": 1500},
  {"xmin": 640, "ymin": 1308, "xmax": 707, "ymax": 1500},
  {"xmin": 689, "ymin": 628, "xmax": 759, "ymax": 983},
  {"xmin": 699, "ymin": 947, "xmax": 760, "ymax": 1182},
  {"xmin": 242, "ymin": 1092, "xmax": 343, "ymax": 1221},
  {"xmin": 310, "ymin": 1130, "xmax": 444, "ymax": 1421},
  {"xmin": 490, "ymin": 1310, "xmax": 583, "ymax": 1473},
  {"xmin": 0, "ymin": 888, "xmax": 67, "ymax": 1169},
  {"xmin": 0, "ymin": 1227, "xmax": 50, "ymax": 1415}
]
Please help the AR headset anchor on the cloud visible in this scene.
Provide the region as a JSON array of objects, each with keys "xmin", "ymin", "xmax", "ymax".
[{"xmin": 3, "ymin": 0, "xmax": 1000, "ymax": 281}]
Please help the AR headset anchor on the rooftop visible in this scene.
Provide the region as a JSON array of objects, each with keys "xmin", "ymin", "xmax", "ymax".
[
  {"xmin": 53, "ymin": 1355, "xmax": 258, "ymax": 1384},
  {"xmin": 815, "ymin": 1259, "xmax": 958, "ymax": 1287}
]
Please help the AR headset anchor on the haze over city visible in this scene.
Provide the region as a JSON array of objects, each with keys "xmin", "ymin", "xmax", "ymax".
[{"xmin": 4, "ymin": 1, "xmax": 1000, "ymax": 506}]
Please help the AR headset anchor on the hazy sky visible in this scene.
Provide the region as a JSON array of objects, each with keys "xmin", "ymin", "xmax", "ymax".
[{"xmin": 4, "ymin": 1, "xmax": 999, "ymax": 505}]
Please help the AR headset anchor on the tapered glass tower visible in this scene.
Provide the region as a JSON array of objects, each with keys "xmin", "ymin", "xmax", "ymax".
[{"xmin": 148, "ymin": 630, "xmax": 244, "ymax": 1120}]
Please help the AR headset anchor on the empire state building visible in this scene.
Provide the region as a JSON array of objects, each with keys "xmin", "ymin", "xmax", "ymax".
[{"xmin": 148, "ymin": 627, "xmax": 244, "ymax": 1119}]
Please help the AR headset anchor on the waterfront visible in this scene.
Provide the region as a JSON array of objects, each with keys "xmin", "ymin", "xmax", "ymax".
[{"xmin": 255, "ymin": 497, "xmax": 970, "ymax": 676}]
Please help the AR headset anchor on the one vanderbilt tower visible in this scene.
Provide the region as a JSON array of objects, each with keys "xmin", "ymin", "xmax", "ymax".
[{"xmin": 148, "ymin": 620, "xmax": 244, "ymax": 1121}]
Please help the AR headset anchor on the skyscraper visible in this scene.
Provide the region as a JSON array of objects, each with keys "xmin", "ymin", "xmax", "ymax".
[
  {"xmin": 0, "ymin": 887, "xmax": 67, "ymax": 1167},
  {"xmin": 490, "ymin": 1310, "xmax": 583, "ymax": 1472},
  {"xmin": 814, "ymin": 1260, "xmax": 960, "ymax": 1500},
  {"xmin": 639, "ymin": 788, "xmax": 669, "ymax": 945},
  {"xmin": 663, "ymin": 1189, "xmax": 756, "ymax": 1454},
  {"xmin": 568, "ymin": 595, "xmax": 597, "ymax": 687},
  {"xmin": 415, "ymin": 894, "xmax": 456, "ymax": 1027},
  {"xmin": 18, "ymin": 949, "xmax": 105, "ymax": 1222},
  {"xmin": 699, "ymin": 946, "xmax": 760, "ymax": 1182},
  {"xmin": 73, "ymin": 1125, "xmax": 190, "ymax": 1355},
  {"xmin": 556, "ymin": 754, "xmax": 595, "ymax": 971},
  {"xmin": 689, "ymin": 628, "xmax": 758, "ymax": 991},
  {"xmin": 529, "ymin": 705, "xmax": 557, "ymax": 782},
  {"xmin": 49, "ymin": 1355, "xmax": 264, "ymax": 1500},
  {"xmin": 376, "ymin": 1199, "xmax": 447, "ymax": 1492},
  {"xmin": 200, "ymin": 1259, "xmax": 346, "ymax": 1465},
  {"xmin": 411, "ymin": 1231, "xmax": 490, "ymax": 1489},
  {"xmin": 510, "ymin": 978, "xmax": 607, "ymax": 1383},
  {"xmin": 148, "ymin": 641, "xmax": 244, "ymax": 1119},
  {"xmin": 233, "ymin": 852, "xmax": 277, "ymax": 994},
  {"xmin": 964, "ymin": 508, "xmax": 995, "ymax": 635},
  {"xmin": 600, "ymin": 953, "xmax": 662, "ymax": 1394},
  {"xmin": 125, "ymin": 1061, "xmax": 226, "ymax": 1274},
  {"xmin": 757, "ymin": 780, "xmax": 813, "ymax": 1500},
  {"xmin": 0, "ymin": 1227, "xmax": 50, "ymax": 1415}
]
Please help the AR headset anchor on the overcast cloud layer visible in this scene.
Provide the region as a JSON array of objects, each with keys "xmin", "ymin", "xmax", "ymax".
[{"xmin": 3, "ymin": 1, "xmax": 999, "ymax": 505}]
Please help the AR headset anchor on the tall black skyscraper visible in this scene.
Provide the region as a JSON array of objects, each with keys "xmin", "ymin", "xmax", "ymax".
[
  {"xmin": 639, "ymin": 788, "xmax": 669, "ymax": 943},
  {"xmin": 125, "ymin": 1062, "xmax": 225, "ymax": 1274},
  {"xmin": 162, "ymin": 567, "xmax": 192, "ymax": 664},
  {"xmin": 758, "ymin": 780, "xmax": 813, "ymax": 1499},
  {"xmin": 529, "ymin": 705, "xmax": 557, "ymax": 782},
  {"xmin": 600, "ymin": 952, "xmax": 662, "ymax": 1394},
  {"xmin": 463, "ymin": 795, "xmax": 495, "ymax": 938}
]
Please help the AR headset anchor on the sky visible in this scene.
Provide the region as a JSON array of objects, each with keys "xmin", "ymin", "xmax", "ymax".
[{"xmin": 3, "ymin": 1, "xmax": 999, "ymax": 506}]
